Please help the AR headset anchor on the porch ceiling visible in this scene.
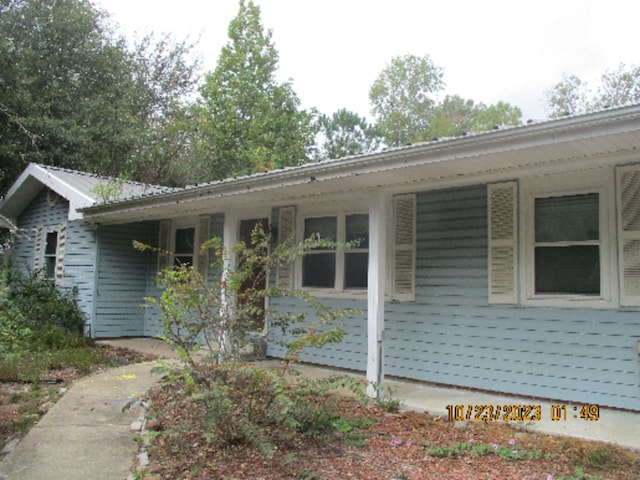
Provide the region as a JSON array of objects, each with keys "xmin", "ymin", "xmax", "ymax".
[{"xmin": 81, "ymin": 105, "xmax": 640, "ymax": 225}]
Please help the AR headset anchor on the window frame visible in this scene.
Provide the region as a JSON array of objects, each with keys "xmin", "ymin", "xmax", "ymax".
[
  {"xmin": 297, "ymin": 210, "xmax": 369, "ymax": 298},
  {"xmin": 35, "ymin": 223, "xmax": 66, "ymax": 285},
  {"xmin": 170, "ymin": 219, "xmax": 199, "ymax": 271},
  {"xmin": 520, "ymin": 172, "xmax": 617, "ymax": 307}
]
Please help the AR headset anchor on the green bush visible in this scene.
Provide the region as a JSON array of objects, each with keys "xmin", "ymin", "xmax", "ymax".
[
  {"xmin": 187, "ymin": 364, "xmax": 364, "ymax": 458},
  {"xmin": 0, "ymin": 267, "xmax": 87, "ymax": 354}
]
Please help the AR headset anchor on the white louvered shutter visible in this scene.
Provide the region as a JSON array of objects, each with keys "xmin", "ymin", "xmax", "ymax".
[
  {"xmin": 487, "ymin": 182, "xmax": 518, "ymax": 304},
  {"xmin": 276, "ymin": 206, "xmax": 296, "ymax": 289},
  {"xmin": 392, "ymin": 194, "xmax": 416, "ymax": 301},
  {"xmin": 197, "ymin": 215, "xmax": 211, "ymax": 279},
  {"xmin": 157, "ymin": 220, "xmax": 171, "ymax": 272},
  {"xmin": 33, "ymin": 226, "xmax": 43, "ymax": 270},
  {"xmin": 617, "ymin": 165, "xmax": 640, "ymax": 306},
  {"xmin": 54, "ymin": 223, "xmax": 67, "ymax": 285}
]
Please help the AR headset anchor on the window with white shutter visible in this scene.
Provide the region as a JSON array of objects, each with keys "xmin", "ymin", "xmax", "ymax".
[
  {"xmin": 276, "ymin": 207, "xmax": 295, "ymax": 289},
  {"xmin": 488, "ymin": 182, "xmax": 518, "ymax": 304},
  {"xmin": 54, "ymin": 223, "xmax": 67, "ymax": 285},
  {"xmin": 197, "ymin": 215, "xmax": 211, "ymax": 279},
  {"xmin": 157, "ymin": 220, "xmax": 171, "ymax": 272},
  {"xmin": 617, "ymin": 164, "xmax": 640, "ymax": 306},
  {"xmin": 392, "ymin": 194, "xmax": 416, "ymax": 301},
  {"xmin": 34, "ymin": 224, "xmax": 67, "ymax": 285}
]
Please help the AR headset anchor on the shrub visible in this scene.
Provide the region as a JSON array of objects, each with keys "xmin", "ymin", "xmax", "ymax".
[
  {"xmin": 0, "ymin": 266, "xmax": 87, "ymax": 354},
  {"xmin": 184, "ymin": 363, "xmax": 364, "ymax": 458}
]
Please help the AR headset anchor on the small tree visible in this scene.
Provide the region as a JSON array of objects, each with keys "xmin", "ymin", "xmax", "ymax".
[{"xmin": 135, "ymin": 223, "xmax": 355, "ymax": 368}]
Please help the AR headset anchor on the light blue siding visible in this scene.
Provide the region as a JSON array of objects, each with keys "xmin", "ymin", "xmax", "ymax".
[
  {"xmin": 268, "ymin": 187, "xmax": 640, "ymax": 410},
  {"xmin": 94, "ymin": 222, "xmax": 154, "ymax": 337},
  {"xmin": 384, "ymin": 185, "xmax": 640, "ymax": 411},
  {"xmin": 12, "ymin": 191, "xmax": 97, "ymax": 330}
]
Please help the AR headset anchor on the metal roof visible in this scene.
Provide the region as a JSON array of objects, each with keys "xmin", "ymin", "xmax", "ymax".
[
  {"xmin": 0, "ymin": 164, "xmax": 177, "ymax": 222},
  {"xmin": 79, "ymin": 104, "xmax": 640, "ymax": 225}
]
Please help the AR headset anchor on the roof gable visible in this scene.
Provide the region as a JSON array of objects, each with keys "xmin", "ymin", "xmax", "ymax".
[{"xmin": 0, "ymin": 164, "xmax": 175, "ymax": 222}]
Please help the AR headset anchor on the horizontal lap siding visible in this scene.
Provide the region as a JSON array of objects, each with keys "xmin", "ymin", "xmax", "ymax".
[
  {"xmin": 61, "ymin": 220, "xmax": 96, "ymax": 330},
  {"xmin": 143, "ymin": 214, "xmax": 225, "ymax": 336},
  {"xmin": 95, "ymin": 223, "xmax": 153, "ymax": 337},
  {"xmin": 267, "ymin": 296, "xmax": 367, "ymax": 371},
  {"xmin": 384, "ymin": 185, "xmax": 640, "ymax": 411},
  {"xmin": 13, "ymin": 192, "xmax": 97, "ymax": 329},
  {"xmin": 13, "ymin": 191, "xmax": 67, "ymax": 270}
]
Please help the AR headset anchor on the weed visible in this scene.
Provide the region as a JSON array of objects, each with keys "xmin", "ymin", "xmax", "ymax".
[
  {"xmin": 554, "ymin": 466, "xmax": 602, "ymax": 480},
  {"xmin": 372, "ymin": 384, "xmax": 404, "ymax": 413},
  {"xmin": 423, "ymin": 438, "xmax": 544, "ymax": 461}
]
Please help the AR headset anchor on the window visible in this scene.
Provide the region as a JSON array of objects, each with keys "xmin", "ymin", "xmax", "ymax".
[
  {"xmin": 174, "ymin": 227, "xmax": 196, "ymax": 267},
  {"xmin": 533, "ymin": 194, "xmax": 600, "ymax": 295},
  {"xmin": 344, "ymin": 214, "xmax": 369, "ymax": 288},
  {"xmin": 157, "ymin": 216, "xmax": 210, "ymax": 278},
  {"xmin": 516, "ymin": 171, "xmax": 615, "ymax": 306},
  {"xmin": 301, "ymin": 213, "xmax": 369, "ymax": 291},
  {"xmin": 34, "ymin": 223, "xmax": 66, "ymax": 285},
  {"xmin": 44, "ymin": 231, "xmax": 58, "ymax": 279}
]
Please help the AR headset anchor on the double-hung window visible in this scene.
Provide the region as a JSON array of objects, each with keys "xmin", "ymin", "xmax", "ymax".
[
  {"xmin": 533, "ymin": 193, "xmax": 601, "ymax": 295},
  {"xmin": 520, "ymin": 172, "xmax": 614, "ymax": 306},
  {"xmin": 44, "ymin": 231, "xmax": 59, "ymax": 279},
  {"xmin": 301, "ymin": 213, "xmax": 369, "ymax": 291}
]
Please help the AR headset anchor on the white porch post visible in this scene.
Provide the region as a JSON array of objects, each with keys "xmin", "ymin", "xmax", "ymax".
[
  {"xmin": 367, "ymin": 191, "xmax": 387, "ymax": 398},
  {"xmin": 219, "ymin": 210, "xmax": 239, "ymax": 360}
]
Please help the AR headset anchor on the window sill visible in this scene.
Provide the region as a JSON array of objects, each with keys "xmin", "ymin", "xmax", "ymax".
[
  {"xmin": 299, "ymin": 288, "xmax": 368, "ymax": 301},
  {"xmin": 522, "ymin": 294, "xmax": 615, "ymax": 309}
]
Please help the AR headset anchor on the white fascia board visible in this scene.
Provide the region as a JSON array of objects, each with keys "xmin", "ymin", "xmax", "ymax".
[
  {"xmin": 30, "ymin": 165, "xmax": 96, "ymax": 219},
  {"xmin": 81, "ymin": 104, "xmax": 640, "ymax": 224}
]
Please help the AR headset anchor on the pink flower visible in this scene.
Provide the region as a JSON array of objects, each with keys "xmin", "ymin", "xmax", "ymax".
[
  {"xmin": 405, "ymin": 440, "xmax": 412, "ymax": 447},
  {"xmin": 390, "ymin": 438, "xmax": 402, "ymax": 447},
  {"xmin": 512, "ymin": 449, "xmax": 519, "ymax": 455},
  {"xmin": 492, "ymin": 443, "xmax": 499, "ymax": 450},
  {"xmin": 468, "ymin": 438, "xmax": 475, "ymax": 443},
  {"xmin": 509, "ymin": 438, "xmax": 516, "ymax": 445},
  {"xmin": 547, "ymin": 476, "xmax": 554, "ymax": 480}
]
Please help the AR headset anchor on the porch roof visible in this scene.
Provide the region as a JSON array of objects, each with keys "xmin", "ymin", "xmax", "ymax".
[{"xmin": 81, "ymin": 104, "xmax": 640, "ymax": 224}]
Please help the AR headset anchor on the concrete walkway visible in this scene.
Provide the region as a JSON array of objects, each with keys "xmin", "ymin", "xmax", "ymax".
[
  {"xmin": 0, "ymin": 338, "xmax": 638, "ymax": 480},
  {"xmin": 0, "ymin": 360, "xmax": 162, "ymax": 480}
]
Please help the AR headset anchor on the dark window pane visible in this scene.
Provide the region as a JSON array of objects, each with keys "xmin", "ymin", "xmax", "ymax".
[
  {"xmin": 174, "ymin": 255, "xmax": 193, "ymax": 267},
  {"xmin": 535, "ymin": 246, "xmax": 600, "ymax": 294},
  {"xmin": 45, "ymin": 257, "xmax": 56, "ymax": 278},
  {"xmin": 304, "ymin": 217, "xmax": 337, "ymax": 243},
  {"xmin": 535, "ymin": 194, "xmax": 599, "ymax": 242},
  {"xmin": 45, "ymin": 232, "xmax": 58, "ymax": 255},
  {"xmin": 302, "ymin": 253, "xmax": 335, "ymax": 288},
  {"xmin": 344, "ymin": 252, "xmax": 368, "ymax": 288},
  {"xmin": 175, "ymin": 227, "xmax": 195, "ymax": 254},
  {"xmin": 346, "ymin": 214, "xmax": 369, "ymax": 248}
]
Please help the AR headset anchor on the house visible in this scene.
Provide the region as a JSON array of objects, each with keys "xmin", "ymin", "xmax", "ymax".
[{"xmin": 2, "ymin": 105, "xmax": 640, "ymax": 410}]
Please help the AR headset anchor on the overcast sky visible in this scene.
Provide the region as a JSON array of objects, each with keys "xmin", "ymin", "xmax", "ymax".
[{"xmin": 96, "ymin": 0, "xmax": 640, "ymax": 122}]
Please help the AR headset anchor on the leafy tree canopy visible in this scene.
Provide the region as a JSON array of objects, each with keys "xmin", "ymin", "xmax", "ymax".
[
  {"xmin": 545, "ymin": 63, "xmax": 640, "ymax": 118},
  {"xmin": 0, "ymin": 0, "xmax": 200, "ymax": 194},
  {"xmin": 312, "ymin": 108, "xmax": 382, "ymax": 161},
  {"xmin": 369, "ymin": 54, "xmax": 445, "ymax": 146},
  {"xmin": 369, "ymin": 55, "xmax": 521, "ymax": 147},
  {"xmin": 428, "ymin": 96, "xmax": 522, "ymax": 139},
  {"xmin": 196, "ymin": 0, "xmax": 313, "ymax": 180}
]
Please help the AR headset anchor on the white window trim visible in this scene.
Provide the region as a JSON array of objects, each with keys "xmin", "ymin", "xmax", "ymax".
[
  {"xmin": 35, "ymin": 223, "xmax": 67, "ymax": 285},
  {"xmin": 296, "ymin": 210, "xmax": 369, "ymax": 299},
  {"xmin": 519, "ymin": 171, "xmax": 618, "ymax": 308},
  {"xmin": 170, "ymin": 218, "xmax": 200, "ymax": 272}
]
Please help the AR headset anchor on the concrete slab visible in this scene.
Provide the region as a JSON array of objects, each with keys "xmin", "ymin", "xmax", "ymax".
[{"xmin": 0, "ymin": 362, "xmax": 161, "ymax": 480}]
